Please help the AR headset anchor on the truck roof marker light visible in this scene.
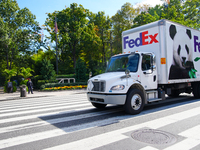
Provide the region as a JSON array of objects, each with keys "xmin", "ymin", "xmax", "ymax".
[{"xmin": 128, "ymin": 51, "xmax": 130, "ymax": 53}]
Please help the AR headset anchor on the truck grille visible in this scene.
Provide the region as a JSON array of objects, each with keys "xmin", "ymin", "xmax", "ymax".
[{"xmin": 92, "ymin": 81, "xmax": 105, "ymax": 92}]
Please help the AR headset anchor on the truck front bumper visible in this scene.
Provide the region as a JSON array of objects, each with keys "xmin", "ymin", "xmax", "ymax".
[{"xmin": 87, "ymin": 93, "xmax": 126, "ymax": 105}]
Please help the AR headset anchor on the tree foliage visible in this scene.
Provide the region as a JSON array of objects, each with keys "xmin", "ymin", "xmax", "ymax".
[
  {"xmin": 133, "ymin": 0, "xmax": 200, "ymax": 29},
  {"xmin": 3, "ymin": 69, "xmax": 17, "ymax": 80},
  {"xmin": 75, "ymin": 58, "xmax": 87, "ymax": 81},
  {"xmin": 0, "ymin": 0, "xmax": 40, "ymax": 71},
  {"xmin": 40, "ymin": 58, "xmax": 56, "ymax": 80},
  {"xmin": 111, "ymin": 2, "xmax": 150, "ymax": 54},
  {"xmin": 0, "ymin": 0, "xmax": 199, "ymax": 84},
  {"xmin": 19, "ymin": 67, "xmax": 34, "ymax": 79}
]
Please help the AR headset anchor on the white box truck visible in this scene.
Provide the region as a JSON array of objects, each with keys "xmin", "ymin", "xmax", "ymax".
[{"xmin": 87, "ymin": 19, "xmax": 200, "ymax": 115}]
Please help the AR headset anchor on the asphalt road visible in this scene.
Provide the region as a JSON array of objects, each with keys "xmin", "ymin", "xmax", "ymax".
[{"xmin": 0, "ymin": 92, "xmax": 200, "ymax": 150}]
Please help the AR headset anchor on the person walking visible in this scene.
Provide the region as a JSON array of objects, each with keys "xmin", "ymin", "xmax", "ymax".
[{"xmin": 27, "ymin": 78, "xmax": 33, "ymax": 94}]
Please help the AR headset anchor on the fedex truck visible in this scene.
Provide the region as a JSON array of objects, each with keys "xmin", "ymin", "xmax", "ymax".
[{"xmin": 87, "ymin": 19, "xmax": 200, "ymax": 115}]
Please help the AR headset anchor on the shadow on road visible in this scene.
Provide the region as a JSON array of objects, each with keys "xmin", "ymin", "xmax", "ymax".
[{"xmin": 39, "ymin": 94, "xmax": 198, "ymax": 133}]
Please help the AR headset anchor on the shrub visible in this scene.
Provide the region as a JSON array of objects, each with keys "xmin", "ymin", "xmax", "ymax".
[
  {"xmin": 32, "ymin": 75, "xmax": 43, "ymax": 89},
  {"xmin": 56, "ymin": 74, "xmax": 75, "ymax": 78},
  {"xmin": 75, "ymin": 58, "xmax": 87, "ymax": 82},
  {"xmin": 4, "ymin": 81, "xmax": 17, "ymax": 93},
  {"xmin": 20, "ymin": 79, "xmax": 28, "ymax": 85},
  {"xmin": 40, "ymin": 82, "xmax": 87, "ymax": 90},
  {"xmin": 40, "ymin": 58, "xmax": 56, "ymax": 80}
]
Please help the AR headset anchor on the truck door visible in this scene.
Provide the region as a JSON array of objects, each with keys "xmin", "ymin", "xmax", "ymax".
[{"xmin": 140, "ymin": 54, "xmax": 157, "ymax": 90}]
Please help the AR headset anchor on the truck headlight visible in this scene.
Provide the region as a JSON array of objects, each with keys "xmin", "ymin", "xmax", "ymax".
[{"xmin": 110, "ymin": 85, "xmax": 125, "ymax": 90}]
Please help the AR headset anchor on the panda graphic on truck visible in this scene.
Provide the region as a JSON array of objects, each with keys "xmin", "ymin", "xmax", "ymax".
[{"xmin": 168, "ymin": 24, "xmax": 195, "ymax": 79}]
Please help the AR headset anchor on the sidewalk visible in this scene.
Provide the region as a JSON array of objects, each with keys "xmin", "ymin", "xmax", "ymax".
[{"xmin": 0, "ymin": 87, "xmax": 87, "ymax": 101}]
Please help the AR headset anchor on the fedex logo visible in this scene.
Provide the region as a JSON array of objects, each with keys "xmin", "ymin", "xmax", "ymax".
[
  {"xmin": 194, "ymin": 36, "xmax": 200, "ymax": 52},
  {"xmin": 123, "ymin": 31, "xmax": 159, "ymax": 49}
]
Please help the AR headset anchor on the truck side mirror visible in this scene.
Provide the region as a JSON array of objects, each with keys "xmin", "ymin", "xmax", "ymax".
[
  {"xmin": 89, "ymin": 72, "xmax": 92, "ymax": 78},
  {"xmin": 125, "ymin": 69, "xmax": 130, "ymax": 77}
]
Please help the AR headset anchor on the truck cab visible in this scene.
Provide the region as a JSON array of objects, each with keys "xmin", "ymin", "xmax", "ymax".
[{"xmin": 87, "ymin": 51, "xmax": 161, "ymax": 114}]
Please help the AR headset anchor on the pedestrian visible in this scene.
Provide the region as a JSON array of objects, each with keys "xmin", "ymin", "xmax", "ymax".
[
  {"xmin": 7, "ymin": 79, "xmax": 13, "ymax": 93},
  {"xmin": 27, "ymin": 78, "xmax": 33, "ymax": 94}
]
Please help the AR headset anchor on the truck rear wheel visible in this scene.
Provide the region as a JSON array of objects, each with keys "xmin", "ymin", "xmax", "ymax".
[
  {"xmin": 192, "ymin": 82, "xmax": 200, "ymax": 98},
  {"xmin": 91, "ymin": 102, "xmax": 107, "ymax": 109},
  {"xmin": 124, "ymin": 88, "xmax": 145, "ymax": 115}
]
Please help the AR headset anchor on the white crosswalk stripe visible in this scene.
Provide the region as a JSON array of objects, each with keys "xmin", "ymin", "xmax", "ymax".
[{"xmin": 0, "ymin": 93, "xmax": 200, "ymax": 150}]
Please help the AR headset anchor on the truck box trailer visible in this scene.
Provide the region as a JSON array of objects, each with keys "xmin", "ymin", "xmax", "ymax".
[{"xmin": 87, "ymin": 19, "xmax": 200, "ymax": 115}]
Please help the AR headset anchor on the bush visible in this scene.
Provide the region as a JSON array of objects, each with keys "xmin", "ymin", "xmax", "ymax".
[
  {"xmin": 38, "ymin": 79, "xmax": 58, "ymax": 90},
  {"xmin": 75, "ymin": 58, "xmax": 87, "ymax": 82},
  {"xmin": 40, "ymin": 58, "xmax": 56, "ymax": 80},
  {"xmin": 0, "ymin": 74, "xmax": 5, "ymax": 86},
  {"xmin": 32, "ymin": 75, "xmax": 43, "ymax": 89},
  {"xmin": 4, "ymin": 81, "xmax": 17, "ymax": 93},
  {"xmin": 20, "ymin": 79, "xmax": 28, "ymax": 85},
  {"xmin": 56, "ymin": 74, "xmax": 75, "ymax": 78},
  {"xmin": 40, "ymin": 82, "xmax": 87, "ymax": 90}
]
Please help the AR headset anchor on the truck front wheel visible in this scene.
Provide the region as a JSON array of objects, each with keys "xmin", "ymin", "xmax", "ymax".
[
  {"xmin": 124, "ymin": 89, "xmax": 145, "ymax": 115},
  {"xmin": 91, "ymin": 102, "xmax": 107, "ymax": 109}
]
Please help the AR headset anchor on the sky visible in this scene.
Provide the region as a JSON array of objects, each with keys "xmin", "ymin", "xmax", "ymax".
[{"xmin": 16, "ymin": 0, "xmax": 164, "ymax": 27}]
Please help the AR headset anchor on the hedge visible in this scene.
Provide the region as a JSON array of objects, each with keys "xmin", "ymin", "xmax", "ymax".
[
  {"xmin": 56, "ymin": 74, "xmax": 75, "ymax": 78},
  {"xmin": 40, "ymin": 82, "xmax": 87, "ymax": 90},
  {"xmin": 37, "ymin": 80, "xmax": 58, "ymax": 89}
]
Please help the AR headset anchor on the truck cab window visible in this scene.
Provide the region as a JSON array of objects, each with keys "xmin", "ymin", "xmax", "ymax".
[
  {"xmin": 106, "ymin": 54, "xmax": 139, "ymax": 72},
  {"xmin": 142, "ymin": 55, "xmax": 151, "ymax": 71}
]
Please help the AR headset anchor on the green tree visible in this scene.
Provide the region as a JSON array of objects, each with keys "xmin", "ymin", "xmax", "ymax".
[
  {"xmin": 80, "ymin": 22, "xmax": 101, "ymax": 75},
  {"xmin": 0, "ymin": 0, "xmax": 40, "ymax": 70},
  {"xmin": 40, "ymin": 58, "xmax": 56, "ymax": 80},
  {"xmin": 88, "ymin": 11, "xmax": 111, "ymax": 68},
  {"xmin": 45, "ymin": 3, "xmax": 89, "ymax": 69},
  {"xmin": 132, "ymin": 0, "xmax": 200, "ymax": 29},
  {"xmin": 75, "ymin": 58, "xmax": 87, "ymax": 81},
  {"xmin": 182, "ymin": 0, "xmax": 200, "ymax": 29},
  {"xmin": 111, "ymin": 2, "xmax": 149, "ymax": 54}
]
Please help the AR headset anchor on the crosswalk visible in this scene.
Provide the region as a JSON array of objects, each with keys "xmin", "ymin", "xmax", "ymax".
[{"xmin": 0, "ymin": 93, "xmax": 200, "ymax": 150}]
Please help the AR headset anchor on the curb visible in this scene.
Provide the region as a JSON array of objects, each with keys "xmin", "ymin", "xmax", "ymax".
[
  {"xmin": 0, "ymin": 90, "xmax": 87, "ymax": 101},
  {"xmin": 0, "ymin": 95, "xmax": 49, "ymax": 101}
]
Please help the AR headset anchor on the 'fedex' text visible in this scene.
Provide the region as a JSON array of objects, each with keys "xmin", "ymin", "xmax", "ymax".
[
  {"xmin": 194, "ymin": 36, "xmax": 200, "ymax": 52},
  {"xmin": 123, "ymin": 31, "xmax": 159, "ymax": 49}
]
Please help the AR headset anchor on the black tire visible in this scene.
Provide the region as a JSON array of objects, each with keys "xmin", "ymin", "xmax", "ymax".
[
  {"xmin": 192, "ymin": 83, "xmax": 200, "ymax": 98},
  {"xmin": 124, "ymin": 88, "xmax": 145, "ymax": 115},
  {"xmin": 167, "ymin": 90, "xmax": 180, "ymax": 97},
  {"xmin": 91, "ymin": 102, "xmax": 107, "ymax": 109}
]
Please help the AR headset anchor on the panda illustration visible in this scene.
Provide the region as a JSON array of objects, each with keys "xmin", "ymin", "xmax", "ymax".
[{"xmin": 169, "ymin": 24, "xmax": 194, "ymax": 79}]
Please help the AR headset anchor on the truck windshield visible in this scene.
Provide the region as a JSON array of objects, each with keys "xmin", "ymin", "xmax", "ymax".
[{"xmin": 106, "ymin": 53, "xmax": 139, "ymax": 72}]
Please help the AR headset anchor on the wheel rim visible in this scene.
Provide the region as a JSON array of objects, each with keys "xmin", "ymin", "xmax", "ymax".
[{"xmin": 131, "ymin": 94, "xmax": 142, "ymax": 110}]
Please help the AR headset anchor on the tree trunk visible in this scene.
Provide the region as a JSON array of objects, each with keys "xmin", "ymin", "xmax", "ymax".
[
  {"xmin": 10, "ymin": 48, "xmax": 15, "ymax": 70},
  {"xmin": 6, "ymin": 45, "xmax": 9, "ymax": 69}
]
